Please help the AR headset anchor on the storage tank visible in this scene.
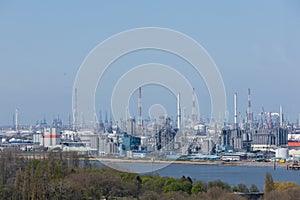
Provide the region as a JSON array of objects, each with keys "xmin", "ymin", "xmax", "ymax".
[
  {"xmin": 248, "ymin": 132, "xmax": 252, "ymax": 141},
  {"xmin": 242, "ymin": 132, "xmax": 248, "ymax": 141},
  {"xmin": 276, "ymin": 148, "xmax": 289, "ymax": 159}
]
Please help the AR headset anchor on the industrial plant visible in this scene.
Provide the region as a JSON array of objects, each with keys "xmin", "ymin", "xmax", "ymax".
[{"xmin": 0, "ymin": 87, "xmax": 299, "ymax": 163}]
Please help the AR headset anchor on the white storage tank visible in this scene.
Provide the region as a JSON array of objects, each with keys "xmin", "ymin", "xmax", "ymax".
[
  {"xmin": 248, "ymin": 132, "xmax": 252, "ymax": 141},
  {"xmin": 242, "ymin": 132, "xmax": 249, "ymax": 141},
  {"xmin": 276, "ymin": 148, "xmax": 289, "ymax": 159}
]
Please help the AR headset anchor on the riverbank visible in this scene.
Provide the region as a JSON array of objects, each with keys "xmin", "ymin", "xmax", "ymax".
[
  {"xmin": 89, "ymin": 157, "xmax": 287, "ymax": 168},
  {"xmin": 17, "ymin": 152, "xmax": 287, "ymax": 169}
]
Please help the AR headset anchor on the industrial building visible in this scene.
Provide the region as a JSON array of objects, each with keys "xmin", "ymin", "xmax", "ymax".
[
  {"xmin": 220, "ymin": 89, "xmax": 288, "ymax": 153},
  {"xmin": 78, "ymin": 131, "xmax": 99, "ymax": 155},
  {"xmin": 98, "ymin": 134, "xmax": 119, "ymax": 156},
  {"xmin": 121, "ymin": 132, "xmax": 141, "ymax": 151},
  {"xmin": 221, "ymin": 128, "xmax": 288, "ymax": 152},
  {"xmin": 33, "ymin": 127, "xmax": 60, "ymax": 148},
  {"xmin": 2, "ymin": 87, "xmax": 294, "ymax": 162}
]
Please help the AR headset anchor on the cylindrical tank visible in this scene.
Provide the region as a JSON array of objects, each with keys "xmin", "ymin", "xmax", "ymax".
[
  {"xmin": 248, "ymin": 131, "xmax": 252, "ymax": 141},
  {"xmin": 276, "ymin": 148, "xmax": 289, "ymax": 159},
  {"xmin": 242, "ymin": 132, "xmax": 248, "ymax": 141}
]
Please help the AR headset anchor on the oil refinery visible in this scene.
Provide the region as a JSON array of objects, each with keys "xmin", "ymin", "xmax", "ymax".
[{"xmin": 0, "ymin": 87, "xmax": 299, "ymax": 163}]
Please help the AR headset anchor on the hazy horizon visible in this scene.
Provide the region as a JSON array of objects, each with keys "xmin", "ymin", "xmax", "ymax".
[{"xmin": 1, "ymin": 1, "xmax": 300, "ymax": 126}]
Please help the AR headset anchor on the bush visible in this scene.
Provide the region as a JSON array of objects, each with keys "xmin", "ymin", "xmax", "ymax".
[
  {"xmin": 191, "ymin": 181, "xmax": 207, "ymax": 194},
  {"xmin": 264, "ymin": 172, "xmax": 274, "ymax": 194},
  {"xmin": 207, "ymin": 179, "xmax": 231, "ymax": 191}
]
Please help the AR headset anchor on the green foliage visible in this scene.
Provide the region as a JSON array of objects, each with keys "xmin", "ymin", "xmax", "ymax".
[
  {"xmin": 191, "ymin": 181, "xmax": 206, "ymax": 194},
  {"xmin": 181, "ymin": 180, "xmax": 193, "ymax": 194},
  {"xmin": 249, "ymin": 184, "xmax": 259, "ymax": 192},
  {"xmin": 141, "ymin": 175, "xmax": 166, "ymax": 194},
  {"xmin": 119, "ymin": 171, "xmax": 138, "ymax": 181},
  {"xmin": 163, "ymin": 181, "xmax": 182, "ymax": 193},
  {"xmin": 207, "ymin": 179, "xmax": 231, "ymax": 191},
  {"xmin": 162, "ymin": 177, "xmax": 192, "ymax": 194},
  {"xmin": 2, "ymin": 149, "xmax": 300, "ymax": 199}
]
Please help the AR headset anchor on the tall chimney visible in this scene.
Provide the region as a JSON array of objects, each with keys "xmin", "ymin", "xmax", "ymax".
[
  {"xmin": 191, "ymin": 88, "xmax": 197, "ymax": 124},
  {"xmin": 138, "ymin": 87, "xmax": 142, "ymax": 126},
  {"xmin": 177, "ymin": 93, "xmax": 181, "ymax": 129},
  {"xmin": 15, "ymin": 108, "xmax": 18, "ymax": 131},
  {"xmin": 73, "ymin": 88, "xmax": 78, "ymax": 131},
  {"xmin": 247, "ymin": 88, "xmax": 253, "ymax": 129},
  {"xmin": 234, "ymin": 92, "xmax": 238, "ymax": 129},
  {"xmin": 279, "ymin": 104, "xmax": 283, "ymax": 127}
]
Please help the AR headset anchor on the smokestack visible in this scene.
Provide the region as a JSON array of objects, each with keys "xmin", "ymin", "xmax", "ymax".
[
  {"xmin": 191, "ymin": 88, "xmax": 197, "ymax": 124},
  {"xmin": 177, "ymin": 93, "xmax": 181, "ymax": 129},
  {"xmin": 234, "ymin": 92, "xmax": 238, "ymax": 129},
  {"xmin": 247, "ymin": 88, "xmax": 252, "ymax": 121},
  {"xmin": 279, "ymin": 104, "xmax": 283, "ymax": 127},
  {"xmin": 105, "ymin": 110, "xmax": 108, "ymax": 126},
  {"xmin": 138, "ymin": 87, "xmax": 142, "ymax": 126},
  {"xmin": 15, "ymin": 108, "xmax": 18, "ymax": 131},
  {"xmin": 268, "ymin": 112, "xmax": 272, "ymax": 129},
  {"xmin": 94, "ymin": 112, "xmax": 98, "ymax": 130},
  {"xmin": 68, "ymin": 113, "xmax": 71, "ymax": 129},
  {"xmin": 73, "ymin": 88, "xmax": 78, "ymax": 131},
  {"xmin": 99, "ymin": 110, "xmax": 103, "ymax": 125},
  {"xmin": 247, "ymin": 88, "xmax": 253, "ymax": 129}
]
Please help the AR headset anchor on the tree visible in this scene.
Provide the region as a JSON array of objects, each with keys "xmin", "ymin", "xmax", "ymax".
[
  {"xmin": 0, "ymin": 148, "xmax": 24, "ymax": 185},
  {"xmin": 187, "ymin": 176, "xmax": 193, "ymax": 184},
  {"xmin": 48, "ymin": 180, "xmax": 74, "ymax": 200},
  {"xmin": 69, "ymin": 151, "xmax": 79, "ymax": 170},
  {"xmin": 141, "ymin": 176, "xmax": 165, "ymax": 194},
  {"xmin": 163, "ymin": 180, "xmax": 182, "ymax": 193},
  {"xmin": 274, "ymin": 181, "xmax": 299, "ymax": 191},
  {"xmin": 204, "ymin": 187, "xmax": 247, "ymax": 200},
  {"xmin": 249, "ymin": 184, "xmax": 259, "ymax": 193},
  {"xmin": 136, "ymin": 175, "xmax": 142, "ymax": 199},
  {"xmin": 163, "ymin": 177, "xmax": 192, "ymax": 194},
  {"xmin": 205, "ymin": 187, "xmax": 227, "ymax": 200},
  {"xmin": 264, "ymin": 172, "xmax": 275, "ymax": 194},
  {"xmin": 83, "ymin": 153, "xmax": 91, "ymax": 170},
  {"xmin": 207, "ymin": 179, "xmax": 231, "ymax": 191},
  {"xmin": 140, "ymin": 190, "xmax": 159, "ymax": 200},
  {"xmin": 191, "ymin": 181, "xmax": 206, "ymax": 194},
  {"xmin": 160, "ymin": 191, "xmax": 190, "ymax": 200},
  {"xmin": 263, "ymin": 190, "xmax": 288, "ymax": 200},
  {"xmin": 232, "ymin": 184, "xmax": 249, "ymax": 193}
]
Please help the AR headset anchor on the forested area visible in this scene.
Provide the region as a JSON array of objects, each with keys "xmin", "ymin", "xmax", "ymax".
[{"xmin": 0, "ymin": 148, "xmax": 299, "ymax": 200}]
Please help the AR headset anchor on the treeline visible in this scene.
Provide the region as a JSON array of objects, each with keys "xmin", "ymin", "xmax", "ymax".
[
  {"xmin": 0, "ymin": 148, "xmax": 299, "ymax": 200},
  {"xmin": 263, "ymin": 172, "xmax": 300, "ymax": 200}
]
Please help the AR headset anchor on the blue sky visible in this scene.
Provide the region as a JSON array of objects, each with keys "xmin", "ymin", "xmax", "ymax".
[{"xmin": 0, "ymin": 1, "xmax": 300, "ymax": 125}]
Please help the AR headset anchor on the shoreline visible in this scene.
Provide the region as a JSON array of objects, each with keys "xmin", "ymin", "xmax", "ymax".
[
  {"xmin": 16, "ymin": 152, "xmax": 287, "ymax": 168},
  {"xmin": 89, "ymin": 157, "xmax": 286, "ymax": 168}
]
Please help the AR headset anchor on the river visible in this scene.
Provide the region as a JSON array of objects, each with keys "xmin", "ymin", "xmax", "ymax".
[
  {"xmin": 95, "ymin": 161, "xmax": 300, "ymax": 191},
  {"xmin": 156, "ymin": 164, "xmax": 299, "ymax": 191}
]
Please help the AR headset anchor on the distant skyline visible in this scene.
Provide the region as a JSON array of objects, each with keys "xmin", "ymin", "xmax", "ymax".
[{"xmin": 0, "ymin": 1, "xmax": 300, "ymax": 125}]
